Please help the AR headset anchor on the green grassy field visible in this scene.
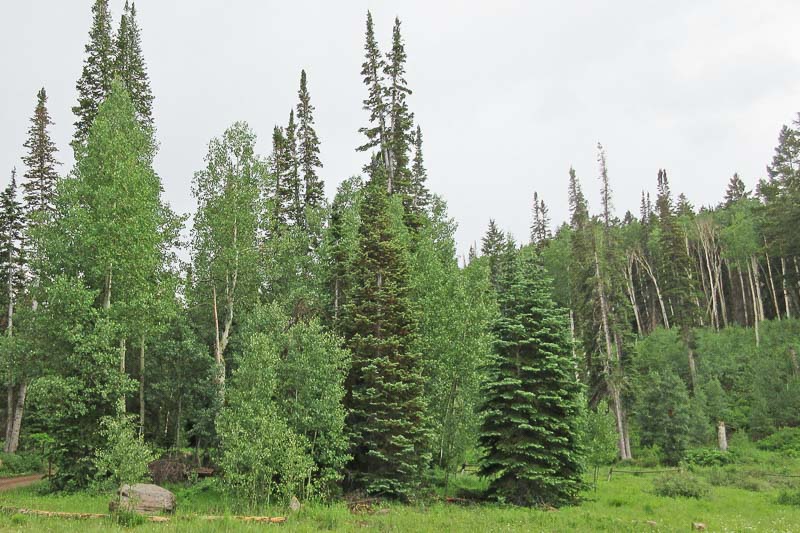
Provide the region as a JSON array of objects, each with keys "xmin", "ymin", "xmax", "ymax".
[{"xmin": 2, "ymin": 451, "xmax": 800, "ymax": 532}]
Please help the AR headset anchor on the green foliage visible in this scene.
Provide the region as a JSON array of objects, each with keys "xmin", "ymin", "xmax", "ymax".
[
  {"xmin": 25, "ymin": 276, "xmax": 135, "ymax": 489},
  {"xmin": 93, "ymin": 414, "xmax": 155, "ymax": 490},
  {"xmin": 0, "ymin": 451, "xmax": 44, "ymax": 475},
  {"xmin": 581, "ymin": 403, "xmax": 620, "ymax": 469},
  {"xmin": 757, "ymin": 427, "xmax": 800, "ymax": 456},
  {"xmin": 479, "ymin": 247, "xmax": 585, "ymax": 506},
  {"xmin": 682, "ymin": 448, "xmax": 735, "ymax": 468},
  {"xmin": 344, "ymin": 177, "xmax": 431, "ymax": 498},
  {"xmin": 777, "ymin": 489, "xmax": 800, "ymax": 507},
  {"xmin": 238, "ymin": 304, "xmax": 351, "ymax": 497},
  {"xmin": 633, "ymin": 369, "xmax": 691, "ymax": 465},
  {"xmin": 652, "ymin": 471, "xmax": 709, "ymax": 499}
]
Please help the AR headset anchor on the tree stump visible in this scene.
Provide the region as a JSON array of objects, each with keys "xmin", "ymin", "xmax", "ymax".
[{"xmin": 110, "ymin": 484, "xmax": 176, "ymax": 515}]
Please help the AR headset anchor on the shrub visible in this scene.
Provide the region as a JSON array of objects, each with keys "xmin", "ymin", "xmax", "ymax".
[
  {"xmin": 653, "ymin": 472, "xmax": 709, "ymax": 499},
  {"xmin": 757, "ymin": 427, "xmax": 800, "ymax": 456},
  {"xmin": 777, "ymin": 489, "xmax": 800, "ymax": 507},
  {"xmin": 0, "ymin": 451, "xmax": 44, "ymax": 475},
  {"xmin": 93, "ymin": 414, "xmax": 156, "ymax": 492},
  {"xmin": 629, "ymin": 445, "xmax": 663, "ymax": 468},
  {"xmin": 683, "ymin": 448, "xmax": 735, "ymax": 468}
]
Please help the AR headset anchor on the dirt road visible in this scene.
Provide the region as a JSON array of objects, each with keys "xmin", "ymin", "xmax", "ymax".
[{"xmin": 0, "ymin": 474, "xmax": 44, "ymax": 492}]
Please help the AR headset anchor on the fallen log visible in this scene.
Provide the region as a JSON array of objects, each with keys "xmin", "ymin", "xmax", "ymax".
[{"xmin": 0, "ymin": 507, "xmax": 286, "ymax": 524}]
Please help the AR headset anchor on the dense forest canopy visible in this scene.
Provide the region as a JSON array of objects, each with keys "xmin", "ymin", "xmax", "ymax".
[{"xmin": 2, "ymin": 0, "xmax": 800, "ymax": 512}]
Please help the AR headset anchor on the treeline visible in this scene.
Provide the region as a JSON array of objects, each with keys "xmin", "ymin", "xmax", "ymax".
[
  {"xmin": 3, "ymin": 0, "xmax": 799, "ymax": 508},
  {"xmin": 523, "ymin": 130, "xmax": 800, "ymax": 462},
  {"xmin": 0, "ymin": 1, "xmax": 584, "ymax": 507}
]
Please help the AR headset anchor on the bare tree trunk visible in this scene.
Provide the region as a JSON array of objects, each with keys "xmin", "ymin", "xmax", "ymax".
[
  {"xmin": 765, "ymin": 249, "xmax": 780, "ymax": 320},
  {"xmin": 752, "ymin": 255, "xmax": 765, "ymax": 322},
  {"xmin": 118, "ymin": 338, "xmax": 126, "ymax": 413},
  {"xmin": 747, "ymin": 261, "xmax": 760, "ymax": 347},
  {"xmin": 717, "ymin": 421, "xmax": 728, "ymax": 452},
  {"xmin": 139, "ymin": 334, "xmax": 145, "ymax": 436},
  {"xmin": 738, "ymin": 266, "xmax": 749, "ymax": 327},
  {"xmin": 595, "ymin": 251, "xmax": 631, "ymax": 460},
  {"xmin": 635, "ymin": 251, "xmax": 670, "ymax": 329},
  {"xmin": 174, "ymin": 396, "xmax": 182, "ymax": 450},
  {"xmin": 4, "ymin": 386, "xmax": 13, "ymax": 451},
  {"xmin": 624, "ymin": 254, "xmax": 643, "ymax": 335},
  {"xmin": 5, "ymin": 383, "xmax": 26, "ymax": 454},
  {"xmin": 782, "ymin": 257, "xmax": 792, "ymax": 319}
]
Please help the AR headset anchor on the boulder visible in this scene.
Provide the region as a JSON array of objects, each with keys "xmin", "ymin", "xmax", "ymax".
[{"xmin": 110, "ymin": 483, "xmax": 176, "ymax": 515}]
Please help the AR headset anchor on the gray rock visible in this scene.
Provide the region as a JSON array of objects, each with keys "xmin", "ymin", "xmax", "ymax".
[{"xmin": 110, "ymin": 483, "xmax": 176, "ymax": 515}]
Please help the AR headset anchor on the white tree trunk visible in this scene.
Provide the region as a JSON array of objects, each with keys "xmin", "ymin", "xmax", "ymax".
[{"xmin": 717, "ymin": 421, "xmax": 728, "ymax": 452}]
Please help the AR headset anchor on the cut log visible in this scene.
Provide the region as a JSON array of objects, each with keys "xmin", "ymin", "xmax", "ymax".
[{"xmin": 110, "ymin": 483, "xmax": 176, "ymax": 515}]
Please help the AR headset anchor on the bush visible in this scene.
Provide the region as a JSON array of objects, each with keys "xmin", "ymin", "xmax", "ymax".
[
  {"xmin": 628, "ymin": 445, "xmax": 663, "ymax": 468},
  {"xmin": 93, "ymin": 414, "xmax": 155, "ymax": 491},
  {"xmin": 653, "ymin": 471, "xmax": 709, "ymax": 499},
  {"xmin": 757, "ymin": 427, "xmax": 800, "ymax": 456},
  {"xmin": 0, "ymin": 451, "xmax": 44, "ymax": 475},
  {"xmin": 683, "ymin": 448, "xmax": 735, "ymax": 468},
  {"xmin": 777, "ymin": 489, "xmax": 800, "ymax": 507}
]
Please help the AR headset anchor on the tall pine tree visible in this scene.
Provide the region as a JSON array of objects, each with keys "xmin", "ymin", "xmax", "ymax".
[
  {"xmin": 479, "ymin": 246, "xmax": 584, "ymax": 506},
  {"xmin": 114, "ymin": 1, "xmax": 154, "ymax": 130},
  {"xmin": 344, "ymin": 171, "xmax": 430, "ymax": 497},
  {"xmin": 385, "ymin": 17, "xmax": 414, "ymax": 198},
  {"xmin": 296, "ymin": 70, "xmax": 324, "ymax": 212},
  {"xmin": 72, "ymin": 0, "xmax": 115, "ymax": 150}
]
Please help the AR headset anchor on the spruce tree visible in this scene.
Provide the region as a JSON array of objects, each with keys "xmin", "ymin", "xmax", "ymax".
[
  {"xmin": 724, "ymin": 173, "xmax": 747, "ymax": 206},
  {"xmin": 479, "ymin": 247, "xmax": 584, "ymax": 506},
  {"xmin": 72, "ymin": 0, "xmax": 115, "ymax": 150},
  {"xmin": 385, "ymin": 17, "xmax": 414, "ymax": 198},
  {"xmin": 114, "ymin": 1, "xmax": 154, "ymax": 130},
  {"xmin": 530, "ymin": 191, "xmax": 551, "ymax": 246},
  {"xmin": 0, "ymin": 170, "xmax": 27, "ymax": 320},
  {"xmin": 357, "ymin": 12, "xmax": 391, "ymax": 190},
  {"xmin": 481, "ymin": 219, "xmax": 507, "ymax": 290},
  {"xmin": 284, "ymin": 110, "xmax": 303, "ymax": 226},
  {"xmin": 21, "ymin": 88, "xmax": 61, "ymax": 233},
  {"xmin": 344, "ymin": 172, "xmax": 430, "ymax": 497},
  {"xmin": 409, "ymin": 125, "xmax": 431, "ymax": 217},
  {"xmin": 296, "ymin": 70, "xmax": 324, "ymax": 212}
]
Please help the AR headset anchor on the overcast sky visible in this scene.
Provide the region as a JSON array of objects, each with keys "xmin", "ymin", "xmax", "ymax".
[{"xmin": 2, "ymin": 1, "xmax": 799, "ymax": 257}]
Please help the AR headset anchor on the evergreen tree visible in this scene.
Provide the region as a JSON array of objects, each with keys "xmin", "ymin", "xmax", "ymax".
[
  {"xmin": 408, "ymin": 125, "xmax": 431, "ymax": 221},
  {"xmin": 0, "ymin": 170, "xmax": 26, "ymax": 324},
  {"xmin": 481, "ymin": 219, "xmax": 510, "ymax": 290},
  {"xmin": 268, "ymin": 125, "xmax": 290, "ymax": 231},
  {"xmin": 72, "ymin": 0, "xmax": 115, "ymax": 150},
  {"xmin": 724, "ymin": 173, "xmax": 747, "ymax": 207},
  {"xmin": 385, "ymin": 17, "xmax": 414, "ymax": 199},
  {"xmin": 285, "ymin": 109, "xmax": 303, "ymax": 226},
  {"xmin": 344, "ymin": 174, "xmax": 430, "ymax": 497},
  {"xmin": 114, "ymin": 1, "xmax": 154, "ymax": 130},
  {"xmin": 479, "ymin": 247, "xmax": 584, "ymax": 506},
  {"xmin": 530, "ymin": 191, "xmax": 551, "ymax": 246},
  {"xmin": 296, "ymin": 70, "xmax": 324, "ymax": 212},
  {"xmin": 357, "ymin": 12, "xmax": 391, "ymax": 190},
  {"xmin": 21, "ymin": 88, "xmax": 61, "ymax": 227}
]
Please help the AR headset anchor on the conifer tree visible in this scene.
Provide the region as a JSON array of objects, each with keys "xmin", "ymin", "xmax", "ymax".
[
  {"xmin": 385, "ymin": 17, "xmax": 414, "ymax": 197},
  {"xmin": 409, "ymin": 125, "xmax": 431, "ymax": 216},
  {"xmin": 21, "ymin": 88, "xmax": 60, "ymax": 227},
  {"xmin": 344, "ymin": 173, "xmax": 430, "ymax": 497},
  {"xmin": 530, "ymin": 191, "xmax": 551, "ymax": 246},
  {"xmin": 724, "ymin": 173, "xmax": 747, "ymax": 206},
  {"xmin": 114, "ymin": 1, "xmax": 154, "ymax": 130},
  {"xmin": 357, "ymin": 12, "xmax": 391, "ymax": 191},
  {"xmin": 479, "ymin": 247, "xmax": 584, "ymax": 506},
  {"xmin": 296, "ymin": 70, "xmax": 324, "ymax": 212},
  {"xmin": 284, "ymin": 110, "xmax": 303, "ymax": 226},
  {"xmin": 481, "ymin": 219, "xmax": 509, "ymax": 290},
  {"xmin": 72, "ymin": 0, "xmax": 115, "ymax": 149}
]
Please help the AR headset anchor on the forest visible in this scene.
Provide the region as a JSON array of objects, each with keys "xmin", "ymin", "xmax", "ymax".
[{"xmin": 2, "ymin": 1, "xmax": 800, "ymax": 531}]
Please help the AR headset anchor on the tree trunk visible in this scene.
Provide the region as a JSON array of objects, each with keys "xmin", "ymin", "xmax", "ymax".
[
  {"xmin": 717, "ymin": 421, "xmax": 728, "ymax": 452},
  {"xmin": 751, "ymin": 255, "xmax": 765, "ymax": 322},
  {"xmin": 4, "ymin": 386, "xmax": 14, "ymax": 451},
  {"xmin": 765, "ymin": 249, "xmax": 780, "ymax": 320},
  {"xmin": 635, "ymin": 252, "xmax": 670, "ymax": 329},
  {"xmin": 747, "ymin": 261, "xmax": 760, "ymax": 347},
  {"xmin": 782, "ymin": 257, "xmax": 792, "ymax": 319},
  {"xmin": 738, "ymin": 265, "xmax": 749, "ymax": 327},
  {"xmin": 118, "ymin": 338, "xmax": 127, "ymax": 413},
  {"xmin": 595, "ymin": 251, "xmax": 631, "ymax": 460},
  {"xmin": 5, "ymin": 382, "xmax": 26, "ymax": 454}
]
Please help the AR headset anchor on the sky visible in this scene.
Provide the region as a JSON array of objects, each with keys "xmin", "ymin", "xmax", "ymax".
[{"xmin": 1, "ymin": 1, "xmax": 799, "ymax": 258}]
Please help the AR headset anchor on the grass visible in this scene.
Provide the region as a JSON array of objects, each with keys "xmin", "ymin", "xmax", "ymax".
[{"xmin": 2, "ymin": 452, "xmax": 800, "ymax": 531}]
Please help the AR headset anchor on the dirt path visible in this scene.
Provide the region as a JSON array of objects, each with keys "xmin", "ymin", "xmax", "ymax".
[{"xmin": 0, "ymin": 474, "xmax": 44, "ymax": 492}]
